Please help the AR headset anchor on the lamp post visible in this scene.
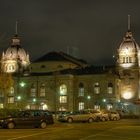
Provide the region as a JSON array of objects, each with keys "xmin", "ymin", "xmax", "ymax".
[
  {"xmin": 102, "ymin": 98, "xmax": 107, "ymax": 109},
  {"xmin": 87, "ymin": 95, "xmax": 91, "ymax": 109}
]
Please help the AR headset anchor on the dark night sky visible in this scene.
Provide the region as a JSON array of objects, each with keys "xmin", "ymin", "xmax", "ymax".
[{"xmin": 0, "ymin": 0, "xmax": 140, "ymax": 65}]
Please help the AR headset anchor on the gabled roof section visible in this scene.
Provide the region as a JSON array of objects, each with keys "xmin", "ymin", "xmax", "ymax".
[
  {"xmin": 30, "ymin": 65, "xmax": 116, "ymax": 76},
  {"xmin": 34, "ymin": 51, "xmax": 87, "ymax": 67}
]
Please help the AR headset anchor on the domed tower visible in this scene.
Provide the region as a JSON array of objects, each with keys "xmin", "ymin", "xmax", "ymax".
[
  {"xmin": 1, "ymin": 23, "xmax": 30, "ymax": 73},
  {"xmin": 116, "ymin": 15, "xmax": 140, "ymax": 101}
]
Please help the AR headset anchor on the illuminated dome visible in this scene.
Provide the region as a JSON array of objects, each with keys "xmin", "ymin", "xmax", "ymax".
[
  {"xmin": 119, "ymin": 31, "xmax": 139, "ymax": 52},
  {"xmin": 1, "ymin": 34, "xmax": 30, "ymax": 73},
  {"xmin": 117, "ymin": 31, "xmax": 140, "ymax": 68}
]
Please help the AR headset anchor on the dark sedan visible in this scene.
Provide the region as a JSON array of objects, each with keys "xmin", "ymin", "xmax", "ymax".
[{"xmin": 0, "ymin": 110, "xmax": 54, "ymax": 129}]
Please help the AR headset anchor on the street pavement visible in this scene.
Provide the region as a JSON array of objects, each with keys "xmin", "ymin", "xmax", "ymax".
[{"xmin": 0, "ymin": 119, "xmax": 140, "ymax": 140}]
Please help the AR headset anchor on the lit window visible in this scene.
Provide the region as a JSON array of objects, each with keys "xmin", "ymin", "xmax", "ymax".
[
  {"xmin": 0, "ymin": 104, "xmax": 3, "ymax": 108},
  {"xmin": 59, "ymin": 107, "xmax": 66, "ymax": 111},
  {"xmin": 79, "ymin": 83, "xmax": 84, "ymax": 96},
  {"xmin": 79, "ymin": 102, "xmax": 84, "ymax": 110},
  {"xmin": 40, "ymin": 103, "xmax": 48, "ymax": 110},
  {"xmin": 94, "ymin": 82, "xmax": 100, "ymax": 94},
  {"xmin": 30, "ymin": 84, "xmax": 36, "ymax": 97},
  {"xmin": 107, "ymin": 104, "xmax": 113, "ymax": 110},
  {"xmin": 60, "ymin": 96, "xmax": 67, "ymax": 103},
  {"xmin": 9, "ymin": 87, "xmax": 14, "ymax": 95},
  {"xmin": 7, "ymin": 64, "xmax": 15, "ymax": 72},
  {"xmin": 107, "ymin": 83, "xmax": 113, "ymax": 94},
  {"xmin": 8, "ymin": 96, "xmax": 14, "ymax": 103},
  {"xmin": 40, "ymin": 84, "xmax": 46, "ymax": 97},
  {"xmin": 94, "ymin": 105, "xmax": 100, "ymax": 110},
  {"xmin": 60, "ymin": 84, "xmax": 67, "ymax": 95}
]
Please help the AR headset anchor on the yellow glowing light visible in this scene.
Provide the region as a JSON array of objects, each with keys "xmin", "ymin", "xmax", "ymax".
[{"xmin": 122, "ymin": 92, "xmax": 133, "ymax": 99}]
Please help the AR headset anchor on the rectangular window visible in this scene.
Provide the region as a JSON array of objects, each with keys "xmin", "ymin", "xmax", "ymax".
[
  {"xmin": 123, "ymin": 57, "xmax": 125, "ymax": 63},
  {"xmin": 60, "ymin": 96, "xmax": 67, "ymax": 103},
  {"xmin": 94, "ymin": 87, "xmax": 100, "ymax": 94},
  {"xmin": 79, "ymin": 102, "xmax": 84, "ymax": 110},
  {"xmin": 40, "ymin": 88, "xmax": 45, "ymax": 97},
  {"xmin": 108, "ymin": 87, "xmax": 113, "ymax": 94},
  {"xmin": 129, "ymin": 57, "xmax": 132, "ymax": 63},
  {"xmin": 31, "ymin": 88, "xmax": 36, "ymax": 97},
  {"xmin": 107, "ymin": 104, "xmax": 113, "ymax": 110},
  {"xmin": 126, "ymin": 57, "xmax": 129, "ymax": 63},
  {"xmin": 79, "ymin": 88, "xmax": 84, "ymax": 96},
  {"xmin": 94, "ymin": 105, "xmax": 100, "ymax": 110},
  {"xmin": 8, "ymin": 97, "xmax": 14, "ymax": 103},
  {"xmin": 0, "ymin": 104, "xmax": 3, "ymax": 108}
]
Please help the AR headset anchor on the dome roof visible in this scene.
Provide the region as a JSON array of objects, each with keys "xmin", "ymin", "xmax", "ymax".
[
  {"xmin": 3, "ymin": 35, "xmax": 29, "ymax": 62},
  {"xmin": 119, "ymin": 31, "xmax": 140, "ymax": 52}
]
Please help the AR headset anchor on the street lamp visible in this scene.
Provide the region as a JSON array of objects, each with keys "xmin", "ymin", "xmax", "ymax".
[
  {"xmin": 17, "ymin": 96, "xmax": 21, "ymax": 100},
  {"xmin": 33, "ymin": 98, "xmax": 36, "ymax": 102},
  {"xmin": 19, "ymin": 81, "xmax": 26, "ymax": 87},
  {"xmin": 102, "ymin": 99, "xmax": 106, "ymax": 102},
  {"xmin": 87, "ymin": 95, "xmax": 91, "ymax": 100},
  {"xmin": 87, "ymin": 95, "xmax": 91, "ymax": 109}
]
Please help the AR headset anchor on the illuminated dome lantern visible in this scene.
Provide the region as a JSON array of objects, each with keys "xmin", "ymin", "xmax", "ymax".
[
  {"xmin": 117, "ymin": 31, "xmax": 140, "ymax": 68},
  {"xmin": 117, "ymin": 16, "xmax": 140, "ymax": 68},
  {"xmin": 1, "ymin": 24, "xmax": 30, "ymax": 73}
]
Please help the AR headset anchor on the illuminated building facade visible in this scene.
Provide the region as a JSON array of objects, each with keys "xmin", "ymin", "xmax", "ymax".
[{"xmin": 0, "ymin": 19, "xmax": 140, "ymax": 115}]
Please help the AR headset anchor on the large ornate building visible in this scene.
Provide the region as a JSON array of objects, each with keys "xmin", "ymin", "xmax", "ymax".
[{"xmin": 0, "ymin": 21, "xmax": 140, "ymax": 115}]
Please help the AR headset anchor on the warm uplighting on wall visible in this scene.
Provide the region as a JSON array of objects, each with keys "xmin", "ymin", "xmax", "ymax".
[
  {"xmin": 120, "ymin": 63, "xmax": 134, "ymax": 68},
  {"xmin": 122, "ymin": 91, "xmax": 133, "ymax": 99}
]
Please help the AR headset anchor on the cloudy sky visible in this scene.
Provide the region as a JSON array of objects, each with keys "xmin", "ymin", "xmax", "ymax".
[{"xmin": 0, "ymin": 0, "xmax": 140, "ymax": 65}]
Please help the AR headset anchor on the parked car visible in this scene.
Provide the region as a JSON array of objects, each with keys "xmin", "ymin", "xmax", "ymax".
[
  {"xmin": 85, "ymin": 109, "xmax": 109, "ymax": 121},
  {"xmin": 100, "ymin": 111, "xmax": 109, "ymax": 121},
  {"xmin": 106, "ymin": 111, "xmax": 120, "ymax": 121},
  {"xmin": 57, "ymin": 111, "xmax": 71, "ymax": 119},
  {"xmin": 58, "ymin": 110, "xmax": 97, "ymax": 123},
  {"xmin": 0, "ymin": 110, "xmax": 54, "ymax": 129}
]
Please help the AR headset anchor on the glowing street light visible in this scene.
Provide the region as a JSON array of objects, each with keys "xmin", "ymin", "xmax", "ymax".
[
  {"xmin": 87, "ymin": 95, "xmax": 91, "ymax": 99},
  {"xmin": 19, "ymin": 81, "xmax": 26, "ymax": 87},
  {"xmin": 17, "ymin": 96, "xmax": 21, "ymax": 100},
  {"xmin": 33, "ymin": 98, "xmax": 36, "ymax": 102},
  {"xmin": 102, "ymin": 99, "xmax": 106, "ymax": 102}
]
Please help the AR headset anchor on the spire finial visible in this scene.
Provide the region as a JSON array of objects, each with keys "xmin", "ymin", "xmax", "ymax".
[
  {"xmin": 15, "ymin": 21, "xmax": 18, "ymax": 35},
  {"xmin": 128, "ymin": 15, "xmax": 131, "ymax": 31}
]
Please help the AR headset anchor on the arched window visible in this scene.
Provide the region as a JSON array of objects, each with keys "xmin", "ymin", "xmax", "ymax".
[
  {"xmin": 59, "ymin": 96, "xmax": 67, "ymax": 103},
  {"xmin": 107, "ymin": 83, "xmax": 113, "ymax": 94},
  {"xmin": 59, "ymin": 84, "xmax": 67, "ymax": 103},
  {"xmin": 7, "ymin": 64, "xmax": 15, "ymax": 72},
  {"xmin": 60, "ymin": 84, "xmax": 67, "ymax": 95},
  {"xmin": 9, "ymin": 87, "xmax": 14, "ymax": 95},
  {"xmin": 78, "ymin": 83, "xmax": 84, "ymax": 96},
  {"xmin": 123, "ymin": 57, "xmax": 125, "ymax": 63},
  {"xmin": 7, "ymin": 97, "xmax": 14, "ymax": 103},
  {"xmin": 94, "ymin": 82, "xmax": 100, "ymax": 94},
  {"xmin": 129, "ymin": 57, "xmax": 132, "ymax": 63},
  {"xmin": 40, "ymin": 83, "xmax": 46, "ymax": 97},
  {"xmin": 30, "ymin": 84, "xmax": 36, "ymax": 97},
  {"xmin": 79, "ymin": 102, "xmax": 84, "ymax": 110}
]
